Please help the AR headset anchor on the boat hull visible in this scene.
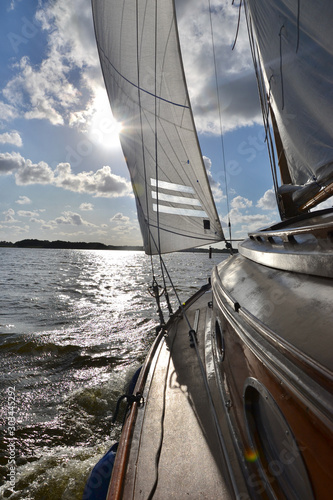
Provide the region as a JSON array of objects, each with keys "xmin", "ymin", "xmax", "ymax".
[{"xmin": 210, "ymin": 253, "xmax": 333, "ymax": 499}]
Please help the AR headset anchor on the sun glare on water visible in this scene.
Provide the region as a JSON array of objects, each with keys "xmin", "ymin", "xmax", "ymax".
[{"xmin": 89, "ymin": 87, "xmax": 123, "ymax": 149}]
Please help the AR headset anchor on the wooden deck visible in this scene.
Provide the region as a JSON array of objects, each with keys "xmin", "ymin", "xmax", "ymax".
[{"xmin": 108, "ymin": 288, "xmax": 235, "ymax": 499}]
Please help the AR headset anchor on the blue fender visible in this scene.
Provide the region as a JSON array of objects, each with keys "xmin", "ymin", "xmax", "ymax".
[
  {"xmin": 82, "ymin": 442, "xmax": 118, "ymax": 500},
  {"xmin": 82, "ymin": 367, "xmax": 142, "ymax": 499}
]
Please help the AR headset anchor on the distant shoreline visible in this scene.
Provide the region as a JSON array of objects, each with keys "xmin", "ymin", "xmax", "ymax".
[
  {"xmin": 0, "ymin": 239, "xmax": 234, "ymax": 253},
  {"xmin": 0, "ymin": 239, "xmax": 143, "ymax": 251}
]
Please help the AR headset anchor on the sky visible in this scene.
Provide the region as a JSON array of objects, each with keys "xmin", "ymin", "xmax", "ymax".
[{"xmin": 0, "ymin": 0, "xmax": 314, "ymax": 247}]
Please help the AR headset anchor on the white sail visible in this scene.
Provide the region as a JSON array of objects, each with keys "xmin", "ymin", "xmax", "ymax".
[
  {"xmin": 246, "ymin": 0, "xmax": 333, "ymax": 210},
  {"xmin": 92, "ymin": 0, "xmax": 224, "ymax": 254}
]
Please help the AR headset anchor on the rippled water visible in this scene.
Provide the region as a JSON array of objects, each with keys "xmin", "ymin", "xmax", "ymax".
[{"xmin": 0, "ymin": 247, "xmax": 226, "ymax": 499}]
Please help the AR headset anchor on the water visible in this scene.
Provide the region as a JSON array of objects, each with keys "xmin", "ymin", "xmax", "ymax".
[{"xmin": 0, "ymin": 247, "xmax": 226, "ymax": 499}]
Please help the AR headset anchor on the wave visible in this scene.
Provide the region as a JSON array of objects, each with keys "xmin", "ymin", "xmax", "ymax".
[{"xmin": 0, "ymin": 337, "xmax": 80, "ymax": 356}]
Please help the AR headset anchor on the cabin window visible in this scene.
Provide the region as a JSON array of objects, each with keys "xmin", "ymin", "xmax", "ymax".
[
  {"xmin": 215, "ymin": 319, "xmax": 225, "ymax": 363},
  {"xmin": 244, "ymin": 378, "xmax": 314, "ymax": 500}
]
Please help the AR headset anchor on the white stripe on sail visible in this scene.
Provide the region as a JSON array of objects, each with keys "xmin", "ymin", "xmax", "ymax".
[
  {"xmin": 151, "ymin": 191, "xmax": 201, "ymax": 206},
  {"xmin": 153, "ymin": 204, "xmax": 207, "ymax": 217},
  {"xmin": 150, "ymin": 178, "xmax": 195, "ymax": 194}
]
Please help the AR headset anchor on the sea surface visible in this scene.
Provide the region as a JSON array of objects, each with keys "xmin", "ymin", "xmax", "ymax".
[{"xmin": 0, "ymin": 247, "xmax": 227, "ymax": 499}]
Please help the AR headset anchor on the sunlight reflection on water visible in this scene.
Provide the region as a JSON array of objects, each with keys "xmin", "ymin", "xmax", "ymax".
[{"xmin": 0, "ymin": 247, "xmax": 227, "ymax": 499}]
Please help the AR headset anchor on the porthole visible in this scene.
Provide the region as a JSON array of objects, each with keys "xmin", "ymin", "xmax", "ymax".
[
  {"xmin": 215, "ymin": 318, "xmax": 225, "ymax": 363},
  {"xmin": 244, "ymin": 378, "xmax": 314, "ymax": 500}
]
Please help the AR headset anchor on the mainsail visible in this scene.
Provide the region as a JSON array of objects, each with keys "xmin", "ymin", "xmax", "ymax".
[
  {"xmin": 92, "ymin": 0, "xmax": 224, "ymax": 254},
  {"xmin": 245, "ymin": 0, "xmax": 333, "ymax": 216}
]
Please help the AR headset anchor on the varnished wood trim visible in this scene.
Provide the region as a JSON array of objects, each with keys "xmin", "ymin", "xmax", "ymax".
[
  {"xmin": 107, "ymin": 404, "xmax": 137, "ymax": 500},
  {"xmin": 106, "ymin": 328, "xmax": 166, "ymax": 500}
]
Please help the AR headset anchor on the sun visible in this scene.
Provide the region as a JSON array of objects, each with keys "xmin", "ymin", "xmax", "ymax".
[{"xmin": 89, "ymin": 87, "xmax": 123, "ymax": 149}]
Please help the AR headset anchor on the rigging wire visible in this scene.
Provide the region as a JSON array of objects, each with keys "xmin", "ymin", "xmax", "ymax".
[
  {"xmin": 147, "ymin": 228, "xmax": 192, "ymax": 330},
  {"xmin": 153, "ymin": 1, "xmax": 173, "ymax": 319},
  {"xmin": 208, "ymin": 1, "xmax": 233, "ymax": 248}
]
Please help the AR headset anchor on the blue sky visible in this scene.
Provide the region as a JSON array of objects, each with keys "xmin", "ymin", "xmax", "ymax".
[{"xmin": 0, "ymin": 0, "xmax": 284, "ymax": 247}]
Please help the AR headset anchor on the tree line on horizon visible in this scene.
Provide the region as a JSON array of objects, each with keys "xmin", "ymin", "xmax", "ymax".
[
  {"xmin": 0, "ymin": 239, "xmax": 143, "ymax": 250},
  {"xmin": 0, "ymin": 239, "xmax": 233, "ymax": 253}
]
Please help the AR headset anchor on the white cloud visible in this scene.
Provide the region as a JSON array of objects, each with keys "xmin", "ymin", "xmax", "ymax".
[
  {"xmin": 0, "ymin": 152, "xmax": 132, "ymax": 198},
  {"xmin": 231, "ymin": 195, "xmax": 252, "ymax": 209},
  {"xmin": 221, "ymin": 193, "xmax": 278, "ymax": 238},
  {"xmin": 30, "ymin": 217, "xmax": 46, "ymax": 224},
  {"xmin": 17, "ymin": 210, "xmax": 40, "ymax": 218},
  {"xmin": 176, "ymin": 0, "xmax": 262, "ymax": 134},
  {"xmin": 15, "ymin": 195, "xmax": 31, "ymax": 205},
  {"xmin": 2, "ymin": 208, "xmax": 18, "ymax": 223},
  {"xmin": 228, "ymin": 209, "xmax": 273, "ymax": 234},
  {"xmin": 54, "ymin": 163, "xmax": 132, "ymax": 198},
  {"xmin": 80, "ymin": 202, "xmax": 94, "ymax": 211},
  {"xmin": 109, "ymin": 212, "xmax": 139, "ymax": 237},
  {"xmin": 4, "ymin": 224, "xmax": 29, "ymax": 234},
  {"xmin": 110, "ymin": 213, "xmax": 130, "ymax": 223},
  {"xmin": 2, "ymin": 0, "xmax": 261, "ymax": 137},
  {"xmin": 0, "ymin": 131, "xmax": 22, "ymax": 147},
  {"xmin": 41, "ymin": 222, "xmax": 56, "ymax": 231},
  {"xmin": 113, "ymin": 224, "xmax": 130, "ymax": 234},
  {"xmin": 16, "ymin": 159, "xmax": 54, "ymax": 185},
  {"xmin": 203, "ymin": 156, "xmax": 225, "ymax": 202},
  {"xmin": 3, "ymin": 0, "xmax": 101, "ymax": 131},
  {"xmin": 4, "ymin": 55, "xmax": 78, "ymax": 126},
  {"xmin": 55, "ymin": 211, "xmax": 94, "ymax": 227},
  {"xmin": 0, "ymin": 101, "xmax": 18, "ymax": 123},
  {"xmin": 256, "ymin": 188, "xmax": 277, "ymax": 210},
  {"xmin": 8, "ymin": 0, "xmax": 22, "ymax": 11},
  {"xmin": 35, "ymin": 0, "xmax": 97, "ymax": 69},
  {"xmin": 0, "ymin": 152, "xmax": 25, "ymax": 174}
]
